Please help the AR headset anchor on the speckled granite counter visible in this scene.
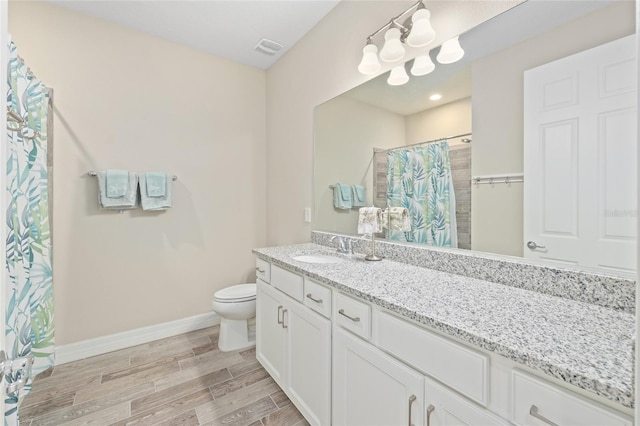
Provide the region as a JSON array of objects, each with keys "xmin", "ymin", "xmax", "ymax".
[{"xmin": 253, "ymin": 243, "xmax": 635, "ymax": 410}]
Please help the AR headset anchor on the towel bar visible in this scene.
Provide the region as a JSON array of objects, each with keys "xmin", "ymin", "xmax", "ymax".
[{"xmin": 88, "ymin": 171, "xmax": 177, "ymax": 181}]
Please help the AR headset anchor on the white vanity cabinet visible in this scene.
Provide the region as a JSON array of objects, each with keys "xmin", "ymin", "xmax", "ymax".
[
  {"xmin": 256, "ymin": 271, "xmax": 331, "ymax": 426},
  {"xmin": 333, "ymin": 326, "xmax": 424, "ymax": 426}
]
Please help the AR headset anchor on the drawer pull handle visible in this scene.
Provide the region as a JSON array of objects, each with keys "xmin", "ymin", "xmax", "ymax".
[
  {"xmin": 277, "ymin": 305, "xmax": 283, "ymax": 325},
  {"xmin": 408, "ymin": 395, "xmax": 416, "ymax": 426},
  {"xmin": 426, "ymin": 404, "xmax": 435, "ymax": 426},
  {"xmin": 256, "ymin": 267, "xmax": 265, "ymax": 273},
  {"xmin": 282, "ymin": 309, "xmax": 288, "ymax": 329},
  {"xmin": 338, "ymin": 309, "xmax": 360, "ymax": 323},
  {"xmin": 530, "ymin": 405, "xmax": 558, "ymax": 426},
  {"xmin": 306, "ymin": 293, "xmax": 323, "ymax": 304}
]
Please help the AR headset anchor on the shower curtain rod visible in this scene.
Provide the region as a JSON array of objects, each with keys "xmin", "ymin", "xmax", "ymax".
[{"xmin": 374, "ymin": 132, "xmax": 472, "ymax": 153}]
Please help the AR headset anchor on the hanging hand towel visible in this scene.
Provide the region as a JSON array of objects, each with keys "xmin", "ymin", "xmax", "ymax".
[
  {"xmin": 333, "ymin": 183, "xmax": 352, "ymax": 210},
  {"xmin": 97, "ymin": 171, "xmax": 138, "ymax": 209},
  {"xmin": 145, "ymin": 172, "xmax": 166, "ymax": 197},
  {"xmin": 105, "ymin": 169, "xmax": 129, "ymax": 198},
  {"xmin": 351, "ymin": 185, "xmax": 366, "ymax": 208},
  {"xmin": 139, "ymin": 172, "xmax": 173, "ymax": 211},
  {"xmin": 383, "ymin": 207, "xmax": 412, "ymax": 231},
  {"xmin": 357, "ymin": 207, "xmax": 383, "ymax": 235}
]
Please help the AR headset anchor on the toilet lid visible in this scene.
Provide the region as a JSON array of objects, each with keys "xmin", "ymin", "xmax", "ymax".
[{"xmin": 214, "ymin": 283, "xmax": 256, "ymax": 302}]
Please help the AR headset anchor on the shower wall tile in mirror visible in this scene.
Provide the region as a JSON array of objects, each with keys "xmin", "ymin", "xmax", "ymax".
[{"xmin": 313, "ymin": 0, "xmax": 637, "ymax": 276}]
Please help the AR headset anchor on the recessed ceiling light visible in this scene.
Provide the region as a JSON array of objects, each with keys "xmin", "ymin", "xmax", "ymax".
[{"xmin": 429, "ymin": 94, "xmax": 442, "ymax": 101}]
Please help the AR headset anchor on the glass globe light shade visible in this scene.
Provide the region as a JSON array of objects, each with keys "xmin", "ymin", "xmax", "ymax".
[
  {"xmin": 387, "ymin": 65, "xmax": 409, "ymax": 86},
  {"xmin": 437, "ymin": 36, "xmax": 464, "ymax": 64},
  {"xmin": 379, "ymin": 27, "xmax": 406, "ymax": 63},
  {"xmin": 410, "ymin": 53, "xmax": 435, "ymax": 76},
  {"xmin": 358, "ymin": 44, "xmax": 381, "ymax": 75},
  {"xmin": 406, "ymin": 8, "xmax": 436, "ymax": 47}
]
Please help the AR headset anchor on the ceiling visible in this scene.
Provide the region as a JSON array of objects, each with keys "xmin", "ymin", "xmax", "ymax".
[{"xmin": 47, "ymin": 0, "xmax": 341, "ymax": 69}]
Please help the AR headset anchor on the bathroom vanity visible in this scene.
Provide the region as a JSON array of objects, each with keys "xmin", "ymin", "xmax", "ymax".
[{"xmin": 253, "ymin": 237, "xmax": 634, "ymax": 426}]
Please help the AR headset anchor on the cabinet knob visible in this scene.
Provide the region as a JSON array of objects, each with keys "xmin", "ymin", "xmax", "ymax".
[
  {"xmin": 529, "ymin": 405, "xmax": 558, "ymax": 426},
  {"xmin": 338, "ymin": 309, "xmax": 360, "ymax": 323},
  {"xmin": 306, "ymin": 293, "xmax": 323, "ymax": 304},
  {"xmin": 256, "ymin": 267, "xmax": 265, "ymax": 273},
  {"xmin": 277, "ymin": 305, "xmax": 283, "ymax": 325},
  {"xmin": 426, "ymin": 404, "xmax": 435, "ymax": 426},
  {"xmin": 408, "ymin": 395, "xmax": 417, "ymax": 426}
]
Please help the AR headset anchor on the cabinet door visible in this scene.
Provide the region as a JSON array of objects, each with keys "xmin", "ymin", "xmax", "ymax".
[
  {"xmin": 256, "ymin": 280, "xmax": 286, "ymax": 386},
  {"xmin": 287, "ymin": 301, "xmax": 331, "ymax": 426},
  {"xmin": 425, "ymin": 377, "xmax": 508, "ymax": 426},
  {"xmin": 333, "ymin": 327, "xmax": 423, "ymax": 426}
]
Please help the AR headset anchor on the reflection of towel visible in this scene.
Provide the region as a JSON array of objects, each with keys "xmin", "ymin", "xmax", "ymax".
[
  {"xmin": 383, "ymin": 207, "xmax": 411, "ymax": 231},
  {"xmin": 333, "ymin": 183, "xmax": 352, "ymax": 210},
  {"xmin": 351, "ymin": 185, "xmax": 366, "ymax": 208},
  {"xmin": 97, "ymin": 171, "xmax": 138, "ymax": 209},
  {"xmin": 145, "ymin": 172, "xmax": 166, "ymax": 197},
  {"xmin": 105, "ymin": 170, "xmax": 129, "ymax": 198},
  {"xmin": 358, "ymin": 207, "xmax": 383, "ymax": 234},
  {"xmin": 139, "ymin": 173, "xmax": 173, "ymax": 211}
]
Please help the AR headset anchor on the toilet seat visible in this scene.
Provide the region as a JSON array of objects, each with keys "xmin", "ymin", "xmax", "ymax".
[{"xmin": 214, "ymin": 283, "xmax": 256, "ymax": 303}]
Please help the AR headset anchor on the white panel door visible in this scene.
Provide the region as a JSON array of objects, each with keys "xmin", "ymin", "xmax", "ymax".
[
  {"xmin": 524, "ymin": 35, "xmax": 637, "ymax": 273},
  {"xmin": 333, "ymin": 327, "xmax": 424, "ymax": 426},
  {"xmin": 286, "ymin": 300, "xmax": 331, "ymax": 426}
]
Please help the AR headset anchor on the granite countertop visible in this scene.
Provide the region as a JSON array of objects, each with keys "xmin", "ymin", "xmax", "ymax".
[{"xmin": 253, "ymin": 243, "xmax": 635, "ymax": 410}]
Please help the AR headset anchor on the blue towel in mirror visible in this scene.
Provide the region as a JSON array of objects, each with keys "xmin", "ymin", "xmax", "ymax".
[
  {"xmin": 352, "ymin": 185, "xmax": 366, "ymax": 208},
  {"xmin": 97, "ymin": 171, "xmax": 138, "ymax": 209},
  {"xmin": 139, "ymin": 172, "xmax": 173, "ymax": 211},
  {"xmin": 333, "ymin": 183, "xmax": 352, "ymax": 210}
]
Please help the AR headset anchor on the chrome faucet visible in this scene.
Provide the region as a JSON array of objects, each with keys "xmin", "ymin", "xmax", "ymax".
[{"xmin": 330, "ymin": 235, "xmax": 353, "ymax": 255}]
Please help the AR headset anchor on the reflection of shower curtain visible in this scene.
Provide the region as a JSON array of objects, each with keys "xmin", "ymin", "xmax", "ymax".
[
  {"xmin": 387, "ymin": 141, "xmax": 457, "ymax": 247},
  {"xmin": 5, "ymin": 42, "xmax": 54, "ymax": 421}
]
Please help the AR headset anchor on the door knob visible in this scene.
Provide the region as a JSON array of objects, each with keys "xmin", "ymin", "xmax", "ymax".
[{"xmin": 527, "ymin": 241, "xmax": 546, "ymax": 250}]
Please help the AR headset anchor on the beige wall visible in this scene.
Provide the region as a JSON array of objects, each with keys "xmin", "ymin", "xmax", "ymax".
[
  {"xmin": 314, "ymin": 96, "xmax": 404, "ymax": 234},
  {"xmin": 405, "ymin": 97, "xmax": 472, "ymax": 146},
  {"xmin": 9, "ymin": 1, "xmax": 267, "ymax": 345},
  {"xmin": 471, "ymin": 2, "xmax": 635, "ymax": 256},
  {"xmin": 265, "ymin": 1, "xmax": 521, "ymax": 246}
]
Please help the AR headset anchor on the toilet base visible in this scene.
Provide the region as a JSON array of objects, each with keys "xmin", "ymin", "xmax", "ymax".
[{"xmin": 218, "ymin": 318, "xmax": 256, "ymax": 352}]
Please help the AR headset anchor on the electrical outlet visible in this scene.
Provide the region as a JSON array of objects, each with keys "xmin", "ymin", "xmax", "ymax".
[{"xmin": 304, "ymin": 208, "xmax": 312, "ymax": 223}]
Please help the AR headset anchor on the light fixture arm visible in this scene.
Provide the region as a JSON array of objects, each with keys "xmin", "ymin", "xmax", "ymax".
[{"xmin": 364, "ymin": 0, "xmax": 423, "ymax": 43}]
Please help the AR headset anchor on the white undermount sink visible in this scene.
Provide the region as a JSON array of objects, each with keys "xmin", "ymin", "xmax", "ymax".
[{"xmin": 292, "ymin": 254, "xmax": 344, "ymax": 264}]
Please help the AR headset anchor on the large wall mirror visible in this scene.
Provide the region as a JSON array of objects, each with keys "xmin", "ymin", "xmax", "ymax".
[{"xmin": 314, "ymin": 0, "xmax": 637, "ymax": 277}]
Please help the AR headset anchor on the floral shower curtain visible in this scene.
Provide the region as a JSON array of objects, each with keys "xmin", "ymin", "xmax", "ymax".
[
  {"xmin": 5, "ymin": 41, "xmax": 54, "ymax": 422},
  {"xmin": 386, "ymin": 141, "xmax": 457, "ymax": 247}
]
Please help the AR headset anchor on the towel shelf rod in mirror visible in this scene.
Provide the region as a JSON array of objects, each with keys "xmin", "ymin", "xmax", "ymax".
[{"xmin": 88, "ymin": 171, "xmax": 177, "ymax": 181}]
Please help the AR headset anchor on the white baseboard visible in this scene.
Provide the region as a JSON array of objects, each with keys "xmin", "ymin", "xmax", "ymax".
[{"xmin": 55, "ymin": 312, "xmax": 221, "ymax": 365}]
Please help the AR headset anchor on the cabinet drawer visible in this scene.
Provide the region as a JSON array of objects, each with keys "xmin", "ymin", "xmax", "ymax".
[
  {"xmin": 304, "ymin": 278, "xmax": 332, "ymax": 318},
  {"xmin": 271, "ymin": 265, "xmax": 303, "ymax": 302},
  {"xmin": 334, "ymin": 293, "xmax": 371, "ymax": 340},
  {"xmin": 376, "ymin": 311, "xmax": 489, "ymax": 406},
  {"xmin": 255, "ymin": 258, "xmax": 271, "ymax": 283},
  {"xmin": 512, "ymin": 370, "xmax": 631, "ymax": 426}
]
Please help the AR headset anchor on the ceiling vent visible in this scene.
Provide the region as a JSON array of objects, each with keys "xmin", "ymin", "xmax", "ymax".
[{"xmin": 254, "ymin": 38, "xmax": 284, "ymax": 56}]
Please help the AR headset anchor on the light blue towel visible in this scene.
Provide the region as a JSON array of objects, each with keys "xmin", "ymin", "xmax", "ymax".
[
  {"xmin": 145, "ymin": 172, "xmax": 166, "ymax": 197},
  {"xmin": 97, "ymin": 171, "xmax": 138, "ymax": 209},
  {"xmin": 351, "ymin": 185, "xmax": 366, "ymax": 208},
  {"xmin": 105, "ymin": 169, "xmax": 129, "ymax": 198},
  {"xmin": 333, "ymin": 183, "xmax": 352, "ymax": 210},
  {"xmin": 139, "ymin": 172, "xmax": 173, "ymax": 211}
]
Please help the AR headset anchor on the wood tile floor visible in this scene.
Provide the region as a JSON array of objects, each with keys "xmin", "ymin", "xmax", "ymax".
[{"xmin": 20, "ymin": 326, "xmax": 309, "ymax": 426}]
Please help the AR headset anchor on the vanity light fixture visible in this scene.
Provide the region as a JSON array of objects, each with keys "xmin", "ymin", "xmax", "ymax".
[
  {"xmin": 410, "ymin": 52, "xmax": 435, "ymax": 76},
  {"xmin": 357, "ymin": 0, "xmax": 436, "ymax": 78},
  {"xmin": 358, "ymin": 40, "xmax": 382, "ymax": 75},
  {"xmin": 388, "ymin": 64, "xmax": 410, "ymax": 86},
  {"xmin": 437, "ymin": 36, "xmax": 465, "ymax": 64}
]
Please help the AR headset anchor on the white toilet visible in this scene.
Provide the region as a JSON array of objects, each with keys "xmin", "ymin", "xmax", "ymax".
[{"xmin": 211, "ymin": 283, "xmax": 257, "ymax": 352}]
